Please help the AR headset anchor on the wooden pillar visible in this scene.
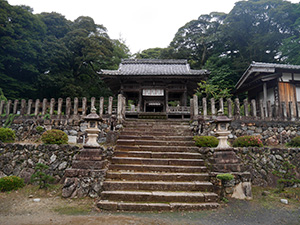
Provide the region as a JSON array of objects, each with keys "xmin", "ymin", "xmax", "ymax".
[
  {"xmin": 289, "ymin": 101, "xmax": 295, "ymax": 121},
  {"xmin": 165, "ymin": 89, "xmax": 169, "ymax": 112},
  {"xmin": 182, "ymin": 85, "xmax": 187, "ymax": 107},
  {"xmin": 138, "ymin": 89, "xmax": 142, "ymax": 112},
  {"xmin": 99, "ymin": 97, "xmax": 104, "ymax": 118},
  {"xmin": 13, "ymin": 99, "xmax": 18, "ymax": 114},
  {"xmin": 50, "ymin": 98, "xmax": 55, "ymax": 115},
  {"xmin": 297, "ymin": 102, "xmax": 300, "ymax": 119},
  {"xmin": 282, "ymin": 102, "xmax": 287, "ymax": 120},
  {"xmin": 27, "ymin": 99, "xmax": 32, "ymax": 115},
  {"xmin": 73, "ymin": 97, "xmax": 78, "ymax": 115},
  {"xmin": 211, "ymin": 98, "xmax": 216, "ymax": 116},
  {"xmin": 108, "ymin": 96, "xmax": 113, "ymax": 115},
  {"xmin": 34, "ymin": 99, "xmax": 40, "ymax": 116},
  {"xmin": 82, "ymin": 97, "xmax": 87, "ymax": 116}
]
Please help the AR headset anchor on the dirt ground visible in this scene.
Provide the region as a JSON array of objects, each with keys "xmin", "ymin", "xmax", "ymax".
[{"xmin": 0, "ymin": 185, "xmax": 299, "ymax": 225}]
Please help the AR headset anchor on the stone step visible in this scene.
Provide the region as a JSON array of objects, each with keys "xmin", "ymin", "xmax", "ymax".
[
  {"xmin": 123, "ymin": 120, "xmax": 190, "ymax": 126},
  {"xmin": 109, "ymin": 164, "xmax": 207, "ymax": 173},
  {"xmin": 97, "ymin": 201, "xmax": 219, "ymax": 211},
  {"xmin": 116, "ymin": 139, "xmax": 195, "ymax": 146},
  {"xmin": 115, "ymin": 145, "xmax": 199, "ymax": 152},
  {"xmin": 122, "ymin": 128, "xmax": 191, "ymax": 133},
  {"xmin": 111, "ymin": 157, "xmax": 204, "ymax": 166},
  {"xmin": 101, "ymin": 191, "xmax": 218, "ymax": 203},
  {"xmin": 124, "ymin": 125, "xmax": 191, "ymax": 130},
  {"xmin": 118, "ymin": 135, "xmax": 193, "ymax": 141},
  {"xmin": 120, "ymin": 131, "xmax": 191, "ymax": 136},
  {"xmin": 114, "ymin": 151, "xmax": 202, "ymax": 159},
  {"xmin": 106, "ymin": 171, "xmax": 210, "ymax": 181},
  {"xmin": 103, "ymin": 181, "xmax": 213, "ymax": 192}
]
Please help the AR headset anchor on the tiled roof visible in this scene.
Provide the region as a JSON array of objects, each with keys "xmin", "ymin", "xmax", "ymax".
[
  {"xmin": 100, "ymin": 59, "xmax": 208, "ymax": 76},
  {"xmin": 235, "ymin": 62, "xmax": 300, "ymax": 90}
]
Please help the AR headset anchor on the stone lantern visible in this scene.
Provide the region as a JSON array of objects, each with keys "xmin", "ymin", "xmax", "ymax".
[
  {"xmin": 214, "ymin": 110, "xmax": 232, "ymax": 149},
  {"xmin": 84, "ymin": 107, "xmax": 102, "ymax": 147}
]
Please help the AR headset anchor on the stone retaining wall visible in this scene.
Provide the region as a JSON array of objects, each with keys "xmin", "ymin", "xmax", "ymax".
[
  {"xmin": 192, "ymin": 119, "xmax": 300, "ymax": 146},
  {"xmin": 198, "ymin": 147, "xmax": 300, "ymax": 187},
  {"xmin": 0, "ymin": 143, "xmax": 81, "ymax": 183}
]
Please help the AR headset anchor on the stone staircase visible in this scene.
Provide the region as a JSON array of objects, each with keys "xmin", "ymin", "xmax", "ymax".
[{"xmin": 97, "ymin": 119, "xmax": 219, "ymax": 211}]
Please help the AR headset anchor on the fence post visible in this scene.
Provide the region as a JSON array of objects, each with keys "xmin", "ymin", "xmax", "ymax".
[
  {"xmin": 57, "ymin": 98, "xmax": 63, "ymax": 116},
  {"xmin": 108, "ymin": 96, "xmax": 113, "ymax": 116},
  {"xmin": 117, "ymin": 94, "xmax": 123, "ymax": 122},
  {"xmin": 20, "ymin": 99, "xmax": 26, "ymax": 115},
  {"xmin": 66, "ymin": 97, "xmax": 71, "ymax": 117},
  {"xmin": 211, "ymin": 98, "xmax": 216, "ymax": 116},
  {"xmin": 259, "ymin": 100, "xmax": 264, "ymax": 119},
  {"xmin": 289, "ymin": 101, "xmax": 295, "ymax": 121},
  {"xmin": 281, "ymin": 102, "xmax": 287, "ymax": 120},
  {"xmin": 27, "ymin": 99, "xmax": 33, "ymax": 115},
  {"xmin": 82, "ymin": 97, "xmax": 87, "ymax": 116},
  {"xmin": 13, "ymin": 99, "xmax": 18, "ymax": 114},
  {"xmin": 202, "ymin": 97, "xmax": 207, "ymax": 117},
  {"xmin": 0, "ymin": 100, "xmax": 4, "ymax": 115},
  {"xmin": 193, "ymin": 95, "xmax": 198, "ymax": 120},
  {"xmin": 6, "ymin": 100, "xmax": 12, "ymax": 116},
  {"xmin": 227, "ymin": 98, "xmax": 232, "ymax": 118},
  {"xmin": 251, "ymin": 99, "xmax": 257, "ymax": 117},
  {"xmin": 267, "ymin": 100, "xmax": 272, "ymax": 118},
  {"xmin": 34, "ymin": 99, "xmax": 40, "ymax": 116},
  {"xmin": 99, "ymin": 97, "xmax": 104, "ymax": 118},
  {"xmin": 91, "ymin": 97, "xmax": 95, "ymax": 109},
  {"xmin": 42, "ymin": 98, "xmax": 47, "ymax": 115},
  {"xmin": 219, "ymin": 98, "xmax": 224, "ymax": 114},
  {"xmin": 73, "ymin": 97, "xmax": 78, "ymax": 115},
  {"xmin": 234, "ymin": 98, "xmax": 240, "ymax": 118},
  {"xmin": 50, "ymin": 98, "xmax": 55, "ymax": 115},
  {"xmin": 243, "ymin": 99, "xmax": 249, "ymax": 117}
]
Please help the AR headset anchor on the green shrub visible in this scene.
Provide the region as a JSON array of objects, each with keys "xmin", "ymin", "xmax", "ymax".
[
  {"xmin": 193, "ymin": 136, "xmax": 219, "ymax": 147},
  {"xmin": 41, "ymin": 129, "xmax": 68, "ymax": 144},
  {"xmin": 232, "ymin": 135, "xmax": 263, "ymax": 147},
  {"xmin": 36, "ymin": 126, "xmax": 44, "ymax": 134},
  {"xmin": 0, "ymin": 176, "xmax": 25, "ymax": 192},
  {"xmin": 286, "ymin": 136, "xmax": 300, "ymax": 147},
  {"xmin": 31, "ymin": 163, "xmax": 55, "ymax": 189},
  {"xmin": 272, "ymin": 161, "xmax": 300, "ymax": 192},
  {"xmin": 217, "ymin": 173, "xmax": 235, "ymax": 181},
  {"xmin": 0, "ymin": 127, "xmax": 16, "ymax": 143}
]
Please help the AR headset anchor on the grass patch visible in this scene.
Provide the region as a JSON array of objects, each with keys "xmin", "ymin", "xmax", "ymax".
[{"xmin": 251, "ymin": 186, "xmax": 300, "ymax": 209}]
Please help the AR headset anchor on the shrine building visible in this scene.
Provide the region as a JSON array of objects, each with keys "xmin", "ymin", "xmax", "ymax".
[{"xmin": 100, "ymin": 59, "xmax": 209, "ymax": 118}]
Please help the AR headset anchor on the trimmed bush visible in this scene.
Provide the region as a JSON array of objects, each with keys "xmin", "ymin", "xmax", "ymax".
[
  {"xmin": 0, "ymin": 127, "xmax": 16, "ymax": 143},
  {"xmin": 286, "ymin": 136, "xmax": 300, "ymax": 147},
  {"xmin": 41, "ymin": 129, "xmax": 68, "ymax": 144},
  {"xmin": 194, "ymin": 136, "xmax": 219, "ymax": 147},
  {"xmin": 217, "ymin": 173, "xmax": 235, "ymax": 181},
  {"xmin": 0, "ymin": 176, "xmax": 25, "ymax": 192},
  {"xmin": 232, "ymin": 135, "xmax": 263, "ymax": 147}
]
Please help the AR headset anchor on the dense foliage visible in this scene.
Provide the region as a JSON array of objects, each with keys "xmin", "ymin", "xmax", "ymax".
[
  {"xmin": 138, "ymin": 0, "xmax": 300, "ymax": 92},
  {"xmin": 286, "ymin": 136, "xmax": 300, "ymax": 147},
  {"xmin": 0, "ymin": 127, "xmax": 16, "ymax": 142},
  {"xmin": 232, "ymin": 135, "xmax": 263, "ymax": 147},
  {"xmin": 216, "ymin": 173, "xmax": 235, "ymax": 182},
  {"xmin": 0, "ymin": 176, "xmax": 25, "ymax": 191},
  {"xmin": 0, "ymin": 0, "xmax": 130, "ymax": 99},
  {"xmin": 41, "ymin": 129, "xmax": 68, "ymax": 144},
  {"xmin": 31, "ymin": 163, "xmax": 55, "ymax": 189},
  {"xmin": 193, "ymin": 136, "xmax": 219, "ymax": 147}
]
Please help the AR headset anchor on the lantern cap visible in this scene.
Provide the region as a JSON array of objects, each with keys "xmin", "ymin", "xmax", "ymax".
[
  {"xmin": 84, "ymin": 107, "xmax": 101, "ymax": 121},
  {"xmin": 214, "ymin": 109, "xmax": 232, "ymax": 123}
]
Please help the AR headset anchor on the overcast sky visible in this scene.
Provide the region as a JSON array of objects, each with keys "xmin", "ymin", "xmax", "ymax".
[{"xmin": 8, "ymin": 0, "xmax": 300, "ymax": 54}]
